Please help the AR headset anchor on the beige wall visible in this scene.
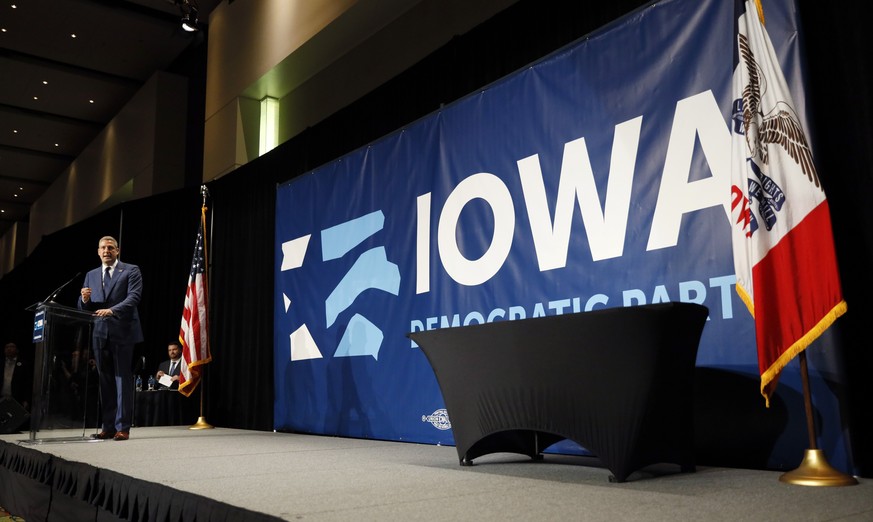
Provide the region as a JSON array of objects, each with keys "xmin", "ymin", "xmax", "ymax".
[
  {"xmin": 6, "ymin": 0, "xmax": 519, "ymax": 267},
  {"xmin": 202, "ymin": 0, "xmax": 518, "ymax": 181},
  {"xmin": 202, "ymin": 0, "xmax": 358, "ymax": 180},
  {"xmin": 26, "ymin": 72, "xmax": 188, "ymax": 255},
  {"xmin": 0, "ymin": 222, "xmax": 27, "ymax": 276}
]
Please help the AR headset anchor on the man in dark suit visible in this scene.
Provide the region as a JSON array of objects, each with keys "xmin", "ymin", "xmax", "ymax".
[
  {"xmin": 78, "ymin": 236, "xmax": 144, "ymax": 441},
  {"xmin": 155, "ymin": 341, "xmax": 183, "ymax": 390},
  {"xmin": 1, "ymin": 342, "xmax": 31, "ymax": 411}
]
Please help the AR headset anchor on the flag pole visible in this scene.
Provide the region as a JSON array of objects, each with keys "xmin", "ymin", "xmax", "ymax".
[
  {"xmin": 189, "ymin": 368, "xmax": 212, "ymax": 430},
  {"xmin": 189, "ymin": 184, "xmax": 214, "ymax": 430},
  {"xmin": 730, "ymin": 0, "xmax": 855, "ymax": 487},
  {"xmin": 778, "ymin": 352, "xmax": 856, "ymax": 486}
]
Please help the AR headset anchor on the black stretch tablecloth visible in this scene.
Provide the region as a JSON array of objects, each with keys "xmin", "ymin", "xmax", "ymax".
[
  {"xmin": 408, "ymin": 302, "xmax": 709, "ymax": 482},
  {"xmin": 134, "ymin": 390, "xmax": 198, "ymax": 427}
]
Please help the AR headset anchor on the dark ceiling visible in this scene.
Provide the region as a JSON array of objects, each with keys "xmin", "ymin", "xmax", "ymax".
[{"xmin": 0, "ymin": 0, "xmax": 220, "ymax": 238}]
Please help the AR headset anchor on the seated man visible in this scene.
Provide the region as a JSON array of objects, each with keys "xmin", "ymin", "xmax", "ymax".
[
  {"xmin": 1, "ymin": 342, "xmax": 31, "ymax": 411},
  {"xmin": 155, "ymin": 341, "xmax": 183, "ymax": 390}
]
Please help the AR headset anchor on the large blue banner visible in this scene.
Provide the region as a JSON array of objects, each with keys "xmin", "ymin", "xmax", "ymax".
[{"xmin": 274, "ymin": 0, "xmax": 839, "ymax": 465}]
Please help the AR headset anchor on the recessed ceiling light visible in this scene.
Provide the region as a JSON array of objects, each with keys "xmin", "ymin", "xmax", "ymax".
[
  {"xmin": 32, "ymin": 96, "xmax": 38, "ymax": 100},
  {"xmin": 71, "ymin": 33, "xmax": 77, "ymax": 38},
  {"xmin": 13, "ymin": 194, "xmax": 18, "ymax": 198},
  {"xmin": 13, "ymin": 129, "xmax": 17, "ymax": 133},
  {"xmin": 11, "ymin": 5, "xmax": 17, "ymax": 9},
  {"xmin": 89, "ymin": 99, "xmax": 94, "ymax": 104},
  {"xmin": 54, "ymin": 143, "xmax": 59, "ymax": 147},
  {"xmin": 1, "ymin": 28, "xmax": 7, "ymax": 33},
  {"xmin": 42, "ymin": 80, "xmax": 48, "ymax": 85}
]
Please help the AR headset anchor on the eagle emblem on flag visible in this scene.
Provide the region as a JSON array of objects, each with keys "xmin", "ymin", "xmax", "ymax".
[{"xmin": 736, "ymin": 32, "xmax": 820, "ymax": 190}]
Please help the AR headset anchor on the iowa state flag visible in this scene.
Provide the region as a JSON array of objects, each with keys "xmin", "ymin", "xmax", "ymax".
[{"xmin": 730, "ymin": 0, "xmax": 847, "ymax": 406}]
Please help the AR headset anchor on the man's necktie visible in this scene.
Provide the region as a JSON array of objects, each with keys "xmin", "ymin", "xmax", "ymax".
[
  {"xmin": 103, "ymin": 266, "xmax": 111, "ymax": 289},
  {"xmin": 169, "ymin": 361, "xmax": 176, "ymax": 375}
]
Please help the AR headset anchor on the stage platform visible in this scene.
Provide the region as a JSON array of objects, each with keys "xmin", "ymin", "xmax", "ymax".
[{"xmin": 2, "ymin": 426, "xmax": 872, "ymax": 521}]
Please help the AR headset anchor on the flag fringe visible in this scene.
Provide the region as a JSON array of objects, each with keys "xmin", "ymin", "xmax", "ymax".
[
  {"xmin": 185, "ymin": 356, "xmax": 213, "ymax": 369},
  {"xmin": 752, "ymin": 0, "xmax": 765, "ymax": 25},
  {"xmin": 759, "ymin": 299, "xmax": 848, "ymax": 407},
  {"xmin": 178, "ymin": 384, "xmax": 195, "ymax": 397},
  {"xmin": 178, "ymin": 356, "xmax": 212, "ymax": 397},
  {"xmin": 736, "ymin": 282, "xmax": 755, "ymax": 318}
]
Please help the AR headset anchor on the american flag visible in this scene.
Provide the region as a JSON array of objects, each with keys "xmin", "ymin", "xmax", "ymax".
[{"xmin": 179, "ymin": 205, "xmax": 211, "ymax": 397}]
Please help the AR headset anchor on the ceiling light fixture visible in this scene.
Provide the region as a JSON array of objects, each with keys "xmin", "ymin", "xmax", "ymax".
[{"xmin": 176, "ymin": 0, "xmax": 199, "ymax": 32}]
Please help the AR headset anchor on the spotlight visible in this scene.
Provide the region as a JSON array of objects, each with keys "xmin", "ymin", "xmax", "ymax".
[{"xmin": 177, "ymin": 0, "xmax": 199, "ymax": 32}]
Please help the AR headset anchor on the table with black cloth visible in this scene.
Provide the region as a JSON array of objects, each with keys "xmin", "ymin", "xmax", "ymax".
[
  {"xmin": 407, "ymin": 302, "xmax": 709, "ymax": 482},
  {"xmin": 133, "ymin": 389, "xmax": 198, "ymax": 427}
]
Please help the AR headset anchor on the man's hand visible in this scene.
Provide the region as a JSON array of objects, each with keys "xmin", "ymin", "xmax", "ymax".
[
  {"xmin": 95, "ymin": 308, "xmax": 114, "ymax": 317},
  {"xmin": 81, "ymin": 287, "xmax": 92, "ymax": 303}
]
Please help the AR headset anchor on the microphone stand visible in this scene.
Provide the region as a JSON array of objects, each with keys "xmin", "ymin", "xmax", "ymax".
[{"xmin": 42, "ymin": 272, "xmax": 82, "ymax": 304}]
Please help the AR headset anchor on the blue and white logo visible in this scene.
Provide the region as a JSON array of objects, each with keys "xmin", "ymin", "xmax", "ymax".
[
  {"xmin": 280, "ymin": 210, "xmax": 400, "ymax": 362},
  {"xmin": 422, "ymin": 409, "xmax": 451, "ymax": 431},
  {"xmin": 32, "ymin": 310, "xmax": 45, "ymax": 343}
]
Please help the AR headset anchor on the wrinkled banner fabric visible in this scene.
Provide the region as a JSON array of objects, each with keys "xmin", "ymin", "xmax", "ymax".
[{"xmin": 274, "ymin": 0, "xmax": 817, "ymax": 450}]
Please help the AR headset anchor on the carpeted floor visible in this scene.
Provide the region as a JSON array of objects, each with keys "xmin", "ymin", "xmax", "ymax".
[
  {"xmin": 2, "ymin": 426, "xmax": 872, "ymax": 521},
  {"xmin": 0, "ymin": 505, "xmax": 25, "ymax": 522}
]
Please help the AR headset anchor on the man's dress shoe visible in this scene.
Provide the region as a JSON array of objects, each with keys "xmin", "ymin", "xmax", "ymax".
[
  {"xmin": 113, "ymin": 431, "xmax": 129, "ymax": 441},
  {"xmin": 93, "ymin": 430, "xmax": 115, "ymax": 440}
]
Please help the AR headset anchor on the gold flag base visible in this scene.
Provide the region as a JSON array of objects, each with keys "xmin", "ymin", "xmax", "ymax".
[
  {"xmin": 779, "ymin": 449, "xmax": 858, "ymax": 487},
  {"xmin": 188, "ymin": 416, "xmax": 214, "ymax": 430}
]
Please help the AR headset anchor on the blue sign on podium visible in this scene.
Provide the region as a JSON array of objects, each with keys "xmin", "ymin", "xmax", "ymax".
[{"xmin": 32, "ymin": 309, "xmax": 45, "ymax": 343}]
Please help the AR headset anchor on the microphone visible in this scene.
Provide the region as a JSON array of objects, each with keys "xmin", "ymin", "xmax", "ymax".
[{"xmin": 43, "ymin": 272, "xmax": 82, "ymax": 303}]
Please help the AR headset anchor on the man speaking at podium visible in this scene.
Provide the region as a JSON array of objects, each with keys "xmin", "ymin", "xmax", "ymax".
[{"xmin": 78, "ymin": 236, "xmax": 144, "ymax": 441}]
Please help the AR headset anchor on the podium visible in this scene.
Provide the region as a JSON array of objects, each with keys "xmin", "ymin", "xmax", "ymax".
[{"xmin": 23, "ymin": 301, "xmax": 99, "ymax": 444}]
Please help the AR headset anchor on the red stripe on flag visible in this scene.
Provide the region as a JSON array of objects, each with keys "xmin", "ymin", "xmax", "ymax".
[{"xmin": 752, "ymin": 201, "xmax": 847, "ymax": 398}]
